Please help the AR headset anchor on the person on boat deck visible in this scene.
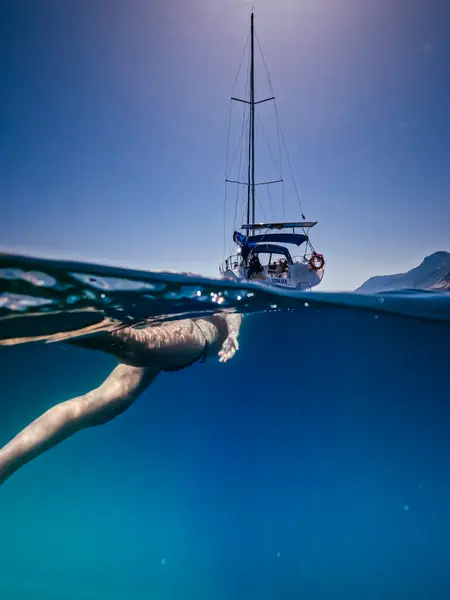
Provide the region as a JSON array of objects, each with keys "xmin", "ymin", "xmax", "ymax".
[
  {"xmin": 248, "ymin": 253, "xmax": 264, "ymax": 279},
  {"xmin": 0, "ymin": 312, "xmax": 242, "ymax": 486},
  {"xmin": 275, "ymin": 259, "xmax": 284, "ymax": 274}
]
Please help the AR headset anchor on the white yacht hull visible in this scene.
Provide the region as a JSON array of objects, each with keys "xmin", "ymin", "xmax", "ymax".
[{"xmin": 222, "ymin": 261, "xmax": 323, "ymax": 290}]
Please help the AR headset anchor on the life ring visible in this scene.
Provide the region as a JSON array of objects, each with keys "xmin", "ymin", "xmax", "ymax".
[{"xmin": 309, "ymin": 252, "xmax": 325, "ymax": 271}]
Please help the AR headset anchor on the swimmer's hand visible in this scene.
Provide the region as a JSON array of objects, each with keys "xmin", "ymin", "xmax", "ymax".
[{"xmin": 218, "ymin": 332, "xmax": 239, "ymax": 363}]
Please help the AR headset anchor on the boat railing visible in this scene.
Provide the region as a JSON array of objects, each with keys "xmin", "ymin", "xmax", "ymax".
[
  {"xmin": 219, "ymin": 254, "xmax": 242, "ymax": 274},
  {"xmin": 291, "ymin": 254, "xmax": 310, "ymax": 264}
]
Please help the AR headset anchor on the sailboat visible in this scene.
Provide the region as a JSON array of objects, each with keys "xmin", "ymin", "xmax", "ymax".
[{"xmin": 219, "ymin": 12, "xmax": 325, "ymax": 290}]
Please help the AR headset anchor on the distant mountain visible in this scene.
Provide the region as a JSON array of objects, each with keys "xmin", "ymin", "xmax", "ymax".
[{"xmin": 356, "ymin": 251, "xmax": 450, "ymax": 293}]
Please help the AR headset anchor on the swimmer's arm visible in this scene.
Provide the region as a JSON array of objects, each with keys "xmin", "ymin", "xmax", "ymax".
[
  {"xmin": 224, "ymin": 312, "xmax": 242, "ymax": 337},
  {"xmin": 216, "ymin": 313, "xmax": 242, "ymax": 363},
  {"xmin": 0, "ymin": 364, "xmax": 157, "ymax": 486}
]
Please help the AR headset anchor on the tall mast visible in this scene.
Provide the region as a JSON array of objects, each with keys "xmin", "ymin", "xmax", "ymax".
[
  {"xmin": 247, "ymin": 11, "xmax": 256, "ymax": 233},
  {"xmin": 228, "ymin": 11, "xmax": 277, "ymax": 235}
]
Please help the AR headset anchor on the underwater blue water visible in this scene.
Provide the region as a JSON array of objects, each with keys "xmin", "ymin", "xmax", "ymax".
[{"xmin": 1, "ymin": 254, "xmax": 450, "ymax": 599}]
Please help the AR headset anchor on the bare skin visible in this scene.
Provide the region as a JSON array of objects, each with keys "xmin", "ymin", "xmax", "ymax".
[{"xmin": 0, "ymin": 312, "xmax": 242, "ymax": 486}]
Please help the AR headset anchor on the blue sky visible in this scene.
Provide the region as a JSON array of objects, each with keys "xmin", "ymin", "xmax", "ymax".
[{"xmin": 1, "ymin": 0, "xmax": 449, "ymax": 291}]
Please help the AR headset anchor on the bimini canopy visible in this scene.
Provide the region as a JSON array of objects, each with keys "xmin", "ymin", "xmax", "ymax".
[
  {"xmin": 233, "ymin": 231, "xmax": 308, "ymax": 247},
  {"xmin": 247, "ymin": 233, "xmax": 308, "ymax": 246}
]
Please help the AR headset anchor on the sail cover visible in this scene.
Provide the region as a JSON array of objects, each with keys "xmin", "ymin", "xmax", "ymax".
[{"xmin": 241, "ymin": 221, "xmax": 317, "ymax": 230}]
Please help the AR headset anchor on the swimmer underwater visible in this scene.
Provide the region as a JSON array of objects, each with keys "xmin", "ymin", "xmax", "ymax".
[{"xmin": 0, "ymin": 312, "xmax": 242, "ymax": 485}]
